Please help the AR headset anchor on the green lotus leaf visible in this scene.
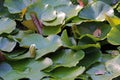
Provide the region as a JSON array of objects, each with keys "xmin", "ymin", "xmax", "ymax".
[
  {"xmin": 98, "ymin": 0, "xmax": 119, "ymax": 5},
  {"xmin": 86, "ymin": 64, "xmax": 112, "ymax": 80},
  {"xmin": 26, "ymin": 1, "xmax": 56, "ymax": 22},
  {"xmin": 0, "ymin": 62, "xmax": 12, "ymax": 77},
  {"xmin": 20, "ymin": 34, "xmax": 62, "ymax": 59},
  {"xmin": 0, "ymin": 37, "xmax": 16, "ymax": 52},
  {"xmin": 49, "ymin": 66, "xmax": 85, "ymax": 80},
  {"xmin": 87, "ymin": 54, "xmax": 120, "ymax": 80},
  {"xmin": 41, "ymin": 0, "xmax": 71, "ymax": 7},
  {"xmin": 41, "ymin": 6, "xmax": 57, "ymax": 21},
  {"xmin": 55, "ymin": 5, "xmax": 82, "ymax": 21},
  {"xmin": 43, "ymin": 25, "xmax": 61, "ymax": 35},
  {"xmin": 0, "ymin": 18, "xmax": 16, "ymax": 35},
  {"xmin": 117, "ymin": 4, "xmax": 120, "ymax": 12},
  {"xmin": 105, "ymin": 54, "xmax": 120, "ymax": 78},
  {"xmin": 0, "ymin": 0, "xmax": 9, "ymax": 17},
  {"xmin": 2, "ymin": 58, "xmax": 53, "ymax": 80},
  {"xmin": 79, "ymin": 1, "xmax": 114, "ymax": 21},
  {"xmin": 42, "ymin": 12, "xmax": 65, "ymax": 26},
  {"xmin": 78, "ymin": 47, "xmax": 102, "ymax": 68},
  {"xmin": 4, "ymin": 45, "xmax": 36, "ymax": 60},
  {"xmin": 4, "ymin": 0, "xmax": 32, "ymax": 13},
  {"xmin": 105, "ymin": 15, "xmax": 120, "ymax": 27},
  {"xmin": 61, "ymin": 30, "xmax": 75, "ymax": 47},
  {"xmin": 107, "ymin": 25, "xmax": 120, "ymax": 45},
  {"xmin": 25, "ymin": 0, "xmax": 45, "ymax": 20},
  {"xmin": 45, "ymin": 49, "xmax": 84, "ymax": 72},
  {"xmin": 61, "ymin": 30, "xmax": 100, "ymax": 50},
  {"xmin": 76, "ymin": 22, "xmax": 111, "ymax": 40}
]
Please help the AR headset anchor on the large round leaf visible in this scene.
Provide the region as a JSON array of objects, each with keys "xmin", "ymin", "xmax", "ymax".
[
  {"xmin": 79, "ymin": 1, "xmax": 114, "ymax": 21},
  {"xmin": 45, "ymin": 49, "xmax": 84, "ymax": 72},
  {"xmin": 2, "ymin": 58, "xmax": 53, "ymax": 80},
  {"xmin": 20, "ymin": 34, "xmax": 62, "ymax": 59},
  {"xmin": 26, "ymin": 1, "xmax": 56, "ymax": 22}
]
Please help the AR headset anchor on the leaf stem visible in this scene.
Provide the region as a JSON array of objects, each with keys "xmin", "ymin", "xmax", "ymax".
[{"xmin": 30, "ymin": 12, "xmax": 43, "ymax": 34}]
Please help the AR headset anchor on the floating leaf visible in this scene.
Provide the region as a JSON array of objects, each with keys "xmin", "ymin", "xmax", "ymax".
[
  {"xmin": 61, "ymin": 30, "xmax": 74, "ymax": 47},
  {"xmin": 107, "ymin": 25, "xmax": 120, "ymax": 45},
  {"xmin": 22, "ymin": 20, "xmax": 37, "ymax": 31},
  {"xmin": 0, "ymin": 18, "xmax": 16, "ymax": 35},
  {"xmin": 117, "ymin": 3, "xmax": 120, "ymax": 12},
  {"xmin": 41, "ymin": 0, "xmax": 71, "ymax": 7},
  {"xmin": 5, "ymin": 44, "xmax": 36, "ymax": 60},
  {"xmin": 86, "ymin": 64, "xmax": 112, "ymax": 80},
  {"xmin": 42, "ymin": 25, "xmax": 61, "ymax": 35},
  {"xmin": 79, "ymin": 1, "xmax": 114, "ymax": 21},
  {"xmin": 78, "ymin": 47, "xmax": 102, "ymax": 68},
  {"xmin": 55, "ymin": 5, "xmax": 82, "ymax": 21},
  {"xmin": 2, "ymin": 58, "xmax": 53, "ymax": 80},
  {"xmin": 105, "ymin": 54, "xmax": 120, "ymax": 78},
  {"xmin": 20, "ymin": 34, "xmax": 62, "ymax": 59},
  {"xmin": 49, "ymin": 66, "xmax": 85, "ymax": 80},
  {"xmin": 41, "ymin": 6, "xmax": 57, "ymax": 21},
  {"xmin": 77, "ymin": 22, "xmax": 111, "ymax": 40},
  {"xmin": 4, "ymin": 0, "xmax": 31, "ymax": 13},
  {"xmin": 105, "ymin": 15, "xmax": 120, "ymax": 27},
  {"xmin": 0, "ymin": 0, "xmax": 9, "ymax": 17},
  {"xmin": 0, "ymin": 62, "xmax": 12, "ymax": 77},
  {"xmin": 0, "ymin": 37, "xmax": 16, "ymax": 52},
  {"xmin": 42, "ymin": 12, "xmax": 65, "ymax": 26},
  {"xmin": 45, "ymin": 49, "xmax": 84, "ymax": 71},
  {"xmin": 87, "ymin": 54, "xmax": 120, "ymax": 80}
]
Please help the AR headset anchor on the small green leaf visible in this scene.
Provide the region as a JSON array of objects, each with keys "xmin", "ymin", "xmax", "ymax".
[
  {"xmin": 61, "ymin": 30, "xmax": 74, "ymax": 47},
  {"xmin": 105, "ymin": 15, "xmax": 120, "ymax": 27},
  {"xmin": 78, "ymin": 47, "xmax": 102, "ymax": 68},
  {"xmin": 107, "ymin": 25, "xmax": 120, "ymax": 45},
  {"xmin": 0, "ymin": 18, "xmax": 16, "ymax": 35},
  {"xmin": 41, "ymin": 6, "xmax": 57, "ymax": 21},
  {"xmin": 117, "ymin": 4, "xmax": 120, "ymax": 12},
  {"xmin": 43, "ymin": 25, "xmax": 61, "ymax": 35},
  {"xmin": 0, "ymin": 37, "xmax": 16, "ymax": 52},
  {"xmin": 42, "ymin": 12, "xmax": 65, "ymax": 26}
]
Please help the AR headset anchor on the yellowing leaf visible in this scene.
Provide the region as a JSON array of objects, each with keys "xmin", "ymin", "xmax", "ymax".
[
  {"xmin": 21, "ymin": 7, "xmax": 27, "ymax": 18},
  {"xmin": 22, "ymin": 20, "xmax": 37, "ymax": 31},
  {"xmin": 105, "ymin": 15, "xmax": 120, "ymax": 27}
]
